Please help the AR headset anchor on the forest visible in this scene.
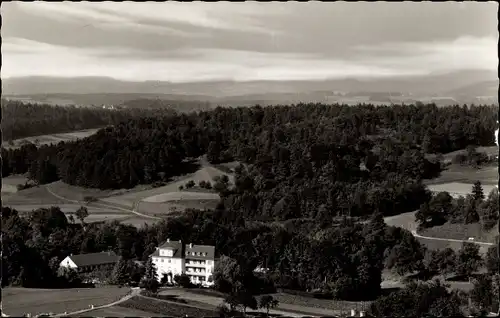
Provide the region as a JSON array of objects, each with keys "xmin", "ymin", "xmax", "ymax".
[
  {"xmin": 1, "ymin": 99, "xmax": 177, "ymax": 141},
  {"xmin": 2, "ymin": 204, "xmax": 499, "ymax": 316},
  {"xmin": 2, "ymin": 103, "xmax": 497, "ymax": 221},
  {"xmin": 1, "ymin": 101, "xmax": 499, "ymax": 316}
]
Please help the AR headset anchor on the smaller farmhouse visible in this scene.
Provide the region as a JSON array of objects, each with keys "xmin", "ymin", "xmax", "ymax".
[{"xmin": 59, "ymin": 251, "xmax": 120, "ymax": 273}]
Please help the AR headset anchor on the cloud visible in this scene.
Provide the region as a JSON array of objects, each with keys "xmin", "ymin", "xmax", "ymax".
[
  {"xmin": 2, "ymin": 37, "xmax": 430, "ymax": 82},
  {"xmin": 353, "ymin": 36, "xmax": 498, "ymax": 72},
  {"xmin": 15, "ymin": 2, "xmax": 288, "ymax": 35}
]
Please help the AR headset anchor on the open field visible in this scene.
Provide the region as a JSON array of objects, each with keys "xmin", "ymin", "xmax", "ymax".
[
  {"xmin": 119, "ymin": 295, "xmax": 219, "ymax": 318},
  {"xmin": 1, "ymin": 174, "xmax": 29, "ymax": 194},
  {"xmin": 424, "ymin": 164, "xmax": 498, "ymax": 186},
  {"xmin": 101, "ymin": 164, "xmax": 232, "ymax": 210},
  {"xmin": 415, "ymin": 235, "xmax": 491, "ymax": 255},
  {"xmin": 426, "ymin": 181, "xmax": 497, "ymax": 198},
  {"xmin": 143, "ymin": 191, "xmax": 219, "ymax": 203},
  {"xmin": 137, "ymin": 199, "xmax": 220, "ymax": 217},
  {"xmin": 384, "ymin": 211, "xmax": 418, "ymax": 232},
  {"xmin": 120, "ymin": 217, "xmax": 160, "ymax": 228},
  {"xmin": 45, "ymin": 181, "xmax": 140, "ymax": 202},
  {"xmin": 2, "ymin": 286, "xmax": 129, "ymax": 317},
  {"xmin": 2, "ymin": 185, "xmax": 67, "ymax": 206},
  {"xmin": 420, "ymin": 223, "xmax": 498, "ymax": 243},
  {"xmin": 426, "ymin": 146, "xmax": 499, "ymax": 163},
  {"xmin": 3, "ymin": 128, "xmax": 100, "ymax": 149},
  {"xmin": 180, "ymin": 288, "xmax": 368, "ymax": 316},
  {"xmin": 72, "ymin": 305, "xmax": 155, "ymax": 317}
]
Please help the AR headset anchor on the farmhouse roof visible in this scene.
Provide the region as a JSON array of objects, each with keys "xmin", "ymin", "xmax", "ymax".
[{"xmin": 68, "ymin": 251, "xmax": 120, "ymax": 267}]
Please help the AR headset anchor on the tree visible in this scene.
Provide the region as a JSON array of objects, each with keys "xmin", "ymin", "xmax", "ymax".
[
  {"xmin": 207, "ymin": 141, "xmax": 221, "ymax": 164},
  {"xmin": 140, "ymin": 257, "xmax": 159, "ymax": 293},
  {"xmin": 173, "ymin": 273, "xmax": 191, "ymax": 288},
  {"xmin": 470, "ymin": 274, "xmax": 499, "ymax": 314},
  {"xmin": 486, "ymin": 245, "xmax": 499, "ymax": 274},
  {"xmin": 463, "ymin": 194, "xmax": 480, "ymax": 224},
  {"xmin": 455, "ymin": 242, "xmax": 483, "ymax": 279},
  {"xmin": 68, "ymin": 214, "xmax": 75, "ymax": 224},
  {"xmin": 259, "ymin": 295, "xmax": 279, "ymax": 317},
  {"xmin": 234, "ymin": 288, "xmax": 258, "ymax": 316},
  {"xmin": 369, "ymin": 279, "xmax": 464, "ymax": 317},
  {"xmin": 472, "ymin": 181, "xmax": 485, "ymax": 202},
  {"xmin": 111, "ymin": 258, "xmax": 131, "ymax": 286},
  {"xmin": 75, "ymin": 206, "xmax": 89, "ymax": 225}
]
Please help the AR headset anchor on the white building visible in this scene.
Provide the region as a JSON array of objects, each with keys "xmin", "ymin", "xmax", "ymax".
[{"xmin": 151, "ymin": 239, "xmax": 216, "ymax": 286}]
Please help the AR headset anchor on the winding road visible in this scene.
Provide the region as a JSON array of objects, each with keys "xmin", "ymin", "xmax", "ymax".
[{"xmin": 411, "ymin": 230, "xmax": 495, "ymax": 246}]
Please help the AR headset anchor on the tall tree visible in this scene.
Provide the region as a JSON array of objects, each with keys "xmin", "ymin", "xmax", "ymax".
[
  {"xmin": 75, "ymin": 206, "xmax": 89, "ymax": 225},
  {"xmin": 472, "ymin": 181, "xmax": 485, "ymax": 202}
]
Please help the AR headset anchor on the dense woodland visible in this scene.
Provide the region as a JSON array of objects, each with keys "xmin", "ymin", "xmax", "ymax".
[
  {"xmin": 1, "ymin": 101, "xmax": 499, "ymax": 316},
  {"xmin": 2, "ymin": 205, "xmax": 499, "ymax": 315},
  {"xmin": 1, "ymin": 99, "xmax": 177, "ymax": 141}
]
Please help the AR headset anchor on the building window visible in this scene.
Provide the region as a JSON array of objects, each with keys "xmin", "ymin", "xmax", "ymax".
[
  {"xmin": 186, "ymin": 251, "xmax": 190, "ymax": 255},
  {"xmin": 161, "ymin": 259, "xmax": 164, "ymax": 262},
  {"xmin": 168, "ymin": 259, "xmax": 171, "ymax": 263}
]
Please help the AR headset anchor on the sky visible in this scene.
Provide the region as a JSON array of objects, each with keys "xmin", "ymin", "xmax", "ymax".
[{"xmin": 1, "ymin": 1, "xmax": 498, "ymax": 83}]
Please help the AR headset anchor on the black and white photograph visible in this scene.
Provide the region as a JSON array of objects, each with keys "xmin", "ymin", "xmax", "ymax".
[{"xmin": 1, "ymin": 1, "xmax": 499, "ymax": 317}]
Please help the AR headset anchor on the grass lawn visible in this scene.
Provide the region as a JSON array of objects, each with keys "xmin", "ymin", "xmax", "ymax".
[
  {"xmin": 119, "ymin": 296, "xmax": 218, "ymax": 318},
  {"xmin": 2, "ymin": 286, "xmax": 129, "ymax": 317},
  {"xmin": 186, "ymin": 288, "xmax": 371, "ymax": 315},
  {"xmin": 425, "ymin": 164, "xmax": 498, "ymax": 186},
  {"xmin": 46, "ymin": 181, "xmax": 150, "ymax": 202},
  {"xmin": 1, "ymin": 174, "xmax": 29, "ymax": 193},
  {"xmin": 384, "ymin": 211, "xmax": 418, "ymax": 232},
  {"xmin": 4, "ymin": 129, "xmax": 99, "ymax": 150},
  {"xmin": 420, "ymin": 222, "xmax": 498, "ymax": 243},
  {"xmin": 2, "ymin": 185, "xmax": 67, "ymax": 206},
  {"xmin": 72, "ymin": 305, "xmax": 155, "ymax": 317},
  {"xmin": 120, "ymin": 217, "xmax": 161, "ymax": 228}
]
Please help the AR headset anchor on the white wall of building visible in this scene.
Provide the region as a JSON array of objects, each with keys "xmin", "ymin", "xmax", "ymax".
[
  {"xmin": 152, "ymin": 248, "xmax": 216, "ymax": 286},
  {"xmin": 59, "ymin": 256, "xmax": 78, "ymax": 269}
]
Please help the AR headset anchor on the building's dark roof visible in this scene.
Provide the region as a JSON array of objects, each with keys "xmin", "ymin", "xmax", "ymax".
[
  {"xmin": 152, "ymin": 239, "xmax": 215, "ymax": 260},
  {"xmin": 185, "ymin": 244, "xmax": 215, "ymax": 260},
  {"xmin": 68, "ymin": 251, "xmax": 120, "ymax": 267},
  {"xmin": 153, "ymin": 240, "xmax": 183, "ymax": 258}
]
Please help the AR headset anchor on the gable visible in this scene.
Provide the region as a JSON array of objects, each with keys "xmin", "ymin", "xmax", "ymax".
[{"xmin": 60, "ymin": 256, "xmax": 78, "ymax": 268}]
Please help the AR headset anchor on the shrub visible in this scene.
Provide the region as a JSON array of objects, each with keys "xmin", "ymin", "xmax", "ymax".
[{"xmin": 185, "ymin": 180, "xmax": 196, "ymax": 188}]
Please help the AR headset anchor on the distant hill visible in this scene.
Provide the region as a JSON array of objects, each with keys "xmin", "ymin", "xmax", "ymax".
[{"xmin": 3, "ymin": 70, "xmax": 497, "ymax": 107}]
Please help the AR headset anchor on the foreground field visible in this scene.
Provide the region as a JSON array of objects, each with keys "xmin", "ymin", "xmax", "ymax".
[
  {"xmin": 4, "ymin": 128, "xmax": 100, "ymax": 149},
  {"xmin": 2, "ymin": 287, "xmax": 129, "ymax": 317},
  {"xmin": 176, "ymin": 288, "xmax": 367, "ymax": 316},
  {"xmin": 72, "ymin": 305, "xmax": 155, "ymax": 317},
  {"xmin": 118, "ymin": 296, "xmax": 219, "ymax": 318}
]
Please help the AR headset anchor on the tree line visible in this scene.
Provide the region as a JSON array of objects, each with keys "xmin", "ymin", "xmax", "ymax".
[
  {"xmin": 1, "ymin": 99, "xmax": 176, "ymax": 142},
  {"xmin": 416, "ymin": 182, "xmax": 499, "ymax": 230}
]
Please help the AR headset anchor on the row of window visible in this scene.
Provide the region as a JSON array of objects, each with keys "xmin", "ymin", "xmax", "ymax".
[
  {"xmin": 186, "ymin": 251, "xmax": 208, "ymax": 257},
  {"xmin": 153, "ymin": 257, "xmax": 212, "ymax": 265}
]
